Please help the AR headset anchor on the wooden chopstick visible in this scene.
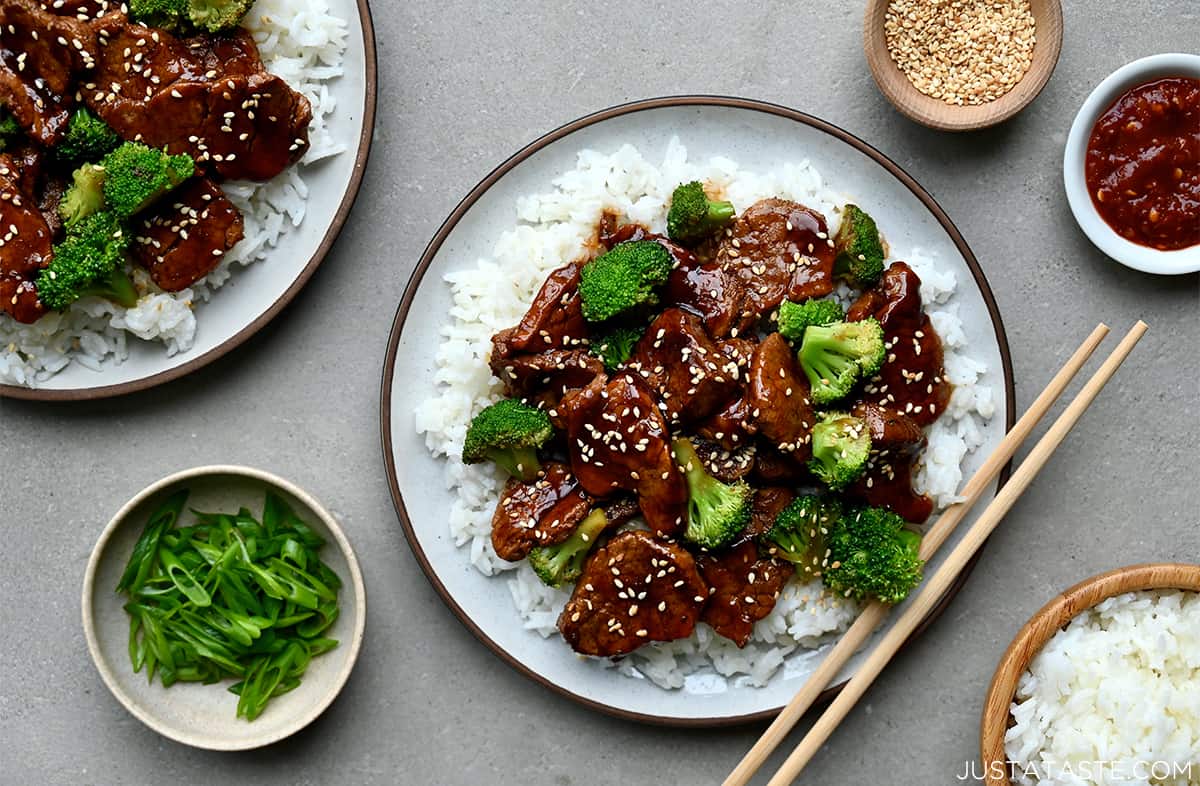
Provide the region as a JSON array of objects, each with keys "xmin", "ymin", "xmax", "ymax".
[
  {"xmin": 723, "ymin": 323, "xmax": 1111, "ymax": 786},
  {"xmin": 764, "ymin": 321, "xmax": 1148, "ymax": 786}
]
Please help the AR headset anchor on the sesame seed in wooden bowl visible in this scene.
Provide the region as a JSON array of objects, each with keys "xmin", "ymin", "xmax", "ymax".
[{"xmin": 864, "ymin": 0, "xmax": 1063, "ymax": 132}]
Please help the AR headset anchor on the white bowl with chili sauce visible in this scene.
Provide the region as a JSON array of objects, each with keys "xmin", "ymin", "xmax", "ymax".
[{"xmin": 1063, "ymin": 53, "xmax": 1200, "ymax": 274}]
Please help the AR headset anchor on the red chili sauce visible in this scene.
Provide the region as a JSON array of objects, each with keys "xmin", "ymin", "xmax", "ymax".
[{"xmin": 1085, "ymin": 77, "xmax": 1200, "ymax": 251}]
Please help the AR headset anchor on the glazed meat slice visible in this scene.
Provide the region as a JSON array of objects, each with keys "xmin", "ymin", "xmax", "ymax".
[
  {"xmin": 0, "ymin": 0, "xmax": 94, "ymax": 145},
  {"xmin": 131, "ymin": 177, "xmax": 243, "ymax": 291},
  {"xmin": 695, "ymin": 395, "xmax": 756, "ymax": 451},
  {"xmin": 601, "ymin": 495, "xmax": 641, "ymax": 528},
  {"xmin": 698, "ymin": 541, "xmax": 794, "ymax": 647},
  {"xmin": 0, "ymin": 144, "xmax": 43, "ymax": 201},
  {"xmin": 747, "ymin": 486, "xmax": 795, "ymax": 540},
  {"xmin": 42, "ymin": 0, "xmax": 112, "ymax": 21},
  {"xmin": 752, "ymin": 446, "xmax": 809, "ymax": 485},
  {"xmin": 490, "ymin": 462, "xmax": 592, "ymax": 562},
  {"xmin": 84, "ymin": 16, "xmax": 311, "ymax": 181},
  {"xmin": 716, "ymin": 198, "xmax": 836, "ymax": 318},
  {"xmin": 627, "ymin": 308, "xmax": 740, "ymax": 425},
  {"xmin": 558, "ymin": 531, "xmax": 707, "ymax": 657},
  {"xmin": 491, "ymin": 261, "xmax": 588, "ymax": 361},
  {"xmin": 847, "ymin": 402, "xmax": 934, "ymax": 523},
  {"xmin": 847, "ymin": 262, "xmax": 952, "ymax": 427},
  {"xmin": 491, "ymin": 347, "xmax": 604, "ymax": 404},
  {"xmin": 37, "ymin": 173, "xmax": 65, "ymax": 239},
  {"xmin": 0, "ymin": 161, "xmax": 52, "ymax": 322},
  {"xmin": 852, "ymin": 401, "xmax": 925, "ymax": 451},
  {"xmin": 691, "ymin": 438, "xmax": 755, "ymax": 483},
  {"xmin": 746, "ymin": 333, "xmax": 815, "ymax": 460},
  {"xmin": 662, "ymin": 258, "xmax": 755, "ymax": 339},
  {"xmin": 563, "ymin": 372, "xmax": 687, "ymax": 536}
]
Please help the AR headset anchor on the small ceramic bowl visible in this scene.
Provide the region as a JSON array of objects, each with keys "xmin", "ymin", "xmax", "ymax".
[
  {"xmin": 980, "ymin": 563, "xmax": 1200, "ymax": 785},
  {"xmin": 82, "ymin": 466, "xmax": 366, "ymax": 751},
  {"xmin": 1063, "ymin": 53, "xmax": 1200, "ymax": 274},
  {"xmin": 863, "ymin": 0, "xmax": 1063, "ymax": 131}
]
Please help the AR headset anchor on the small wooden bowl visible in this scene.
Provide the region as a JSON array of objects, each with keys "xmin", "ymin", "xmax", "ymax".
[
  {"xmin": 863, "ymin": 0, "xmax": 1064, "ymax": 131},
  {"xmin": 980, "ymin": 563, "xmax": 1200, "ymax": 785}
]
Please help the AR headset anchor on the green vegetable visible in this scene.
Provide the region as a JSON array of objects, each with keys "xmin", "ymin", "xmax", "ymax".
[
  {"xmin": 798, "ymin": 318, "xmax": 886, "ymax": 405},
  {"xmin": 833, "ymin": 204, "xmax": 886, "ymax": 289},
  {"xmin": 56, "ymin": 109, "xmax": 121, "ymax": 166},
  {"xmin": 528, "ymin": 509, "xmax": 608, "ymax": 587},
  {"xmin": 128, "ymin": 0, "xmax": 253, "ymax": 33},
  {"xmin": 808, "ymin": 411, "xmax": 871, "ymax": 490},
  {"xmin": 128, "ymin": 0, "xmax": 187, "ymax": 29},
  {"xmin": 763, "ymin": 495, "xmax": 839, "ymax": 579},
  {"xmin": 777, "ymin": 298, "xmax": 844, "ymax": 343},
  {"xmin": 0, "ymin": 109, "xmax": 23, "ymax": 152},
  {"xmin": 673, "ymin": 436, "xmax": 751, "ymax": 550},
  {"xmin": 824, "ymin": 506, "xmax": 924, "ymax": 605},
  {"xmin": 588, "ymin": 325, "xmax": 642, "ymax": 371},
  {"xmin": 101, "ymin": 142, "xmax": 194, "ymax": 220},
  {"xmin": 666, "ymin": 180, "xmax": 735, "ymax": 245},
  {"xmin": 461, "ymin": 398, "xmax": 554, "ymax": 481},
  {"xmin": 578, "ymin": 240, "xmax": 673, "ymax": 322},
  {"xmin": 116, "ymin": 490, "xmax": 342, "ymax": 721},
  {"xmin": 59, "ymin": 163, "xmax": 107, "ymax": 229},
  {"xmin": 36, "ymin": 212, "xmax": 137, "ymax": 311}
]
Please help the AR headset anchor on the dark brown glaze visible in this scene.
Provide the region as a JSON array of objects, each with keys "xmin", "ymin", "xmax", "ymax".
[
  {"xmin": 746, "ymin": 332, "xmax": 815, "ymax": 460},
  {"xmin": 558, "ymin": 530, "xmax": 707, "ymax": 657},
  {"xmin": 0, "ymin": 143, "xmax": 42, "ymax": 200},
  {"xmin": 662, "ymin": 258, "xmax": 755, "ymax": 339},
  {"xmin": 563, "ymin": 372, "xmax": 687, "ymax": 536},
  {"xmin": 601, "ymin": 495, "xmax": 641, "ymax": 528},
  {"xmin": 0, "ymin": 0, "xmax": 93, "ymax": 145},
  {"xmin": 492, "ymin": 347, "xmax": 604, "ymax": 403},
  {"xmin": 846, "ymin": 401, "xmax": 933, "ymax": 523},
  {"xmin": 36, "ymin": 171, "xmax": 64, "ymax": 239},
  {"xmin": 716, "ymin": 198, "xmax": 836, "ymax": 318},
  {"xmin": 747, "ymin": 486, "xmax": 794, "ymax": 540},
  {"xmin": 627, "ymin": 307, "xmax": 740, "ymax": 426},
  {"xmin": 698, "ymin": 541, "xmax": 793, "ymax": 647},
  {"xmin": 847, "ymin": 261, "xmax": 951, "ymax": 427},
  {"xmin": 40, "ymin": 0, "xmax": 112, "ymax": 21},
  {"xmin": 751, "ymin": 445, "xmax": 809, "ymax": 484},
  {"xmin": 695, "ymin": 395, "xmax": 756, "ymax": 451},
  {"xmin": 84, "ymin": 15, "xmax": 311, "ymax": 182},
  {"xmin": 490, "ymin": 462, "xmax": 592, "ymax": 562},
  {"xmin": 131, "ymin": 177, "xmax": 243, "ymax": 291},
  {"xmin": 0, "ymin": 158, "xmax": 51, "ymax": 322},
  {"xmin": 491, "ymin": 261, "xmax": 589, "ymax": 361},
  {"xmin": 691, "ymin": 438, "xmax": 755, "ymax": 483}
]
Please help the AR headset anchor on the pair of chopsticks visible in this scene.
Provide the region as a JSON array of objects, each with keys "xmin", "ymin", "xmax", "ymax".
[{"xmin": 726, "ymin": 320, "xmax": 1147, "ymax": 786}]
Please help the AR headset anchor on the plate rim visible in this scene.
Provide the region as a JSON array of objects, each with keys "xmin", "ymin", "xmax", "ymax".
[
  {"xmin": 379, "ymin": 95, "xmax": 1017, "ymax": 726},
  {"xmin": 0, "ymin": 0, "xmax": 380, "ymax": 401}
]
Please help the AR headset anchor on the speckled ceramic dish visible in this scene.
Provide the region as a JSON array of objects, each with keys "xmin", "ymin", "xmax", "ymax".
[{"xmin": 82, "ymin": 466, "xmax": 366, "ymax": 750}]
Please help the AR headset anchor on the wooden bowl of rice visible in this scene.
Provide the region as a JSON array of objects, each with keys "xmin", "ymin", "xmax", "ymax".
[
  {"xmin": 980, "ymin": 563, "xmax": 1200, "ymax": 785},
  {"xmin": 863, "ymin": 0, "xmax": 1064, "ymax": 132}
]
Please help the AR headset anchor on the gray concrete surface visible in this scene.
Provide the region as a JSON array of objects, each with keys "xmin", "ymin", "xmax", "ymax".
[{"xmin": 2, "ymin": 1, "xmax": 1198, "ymax": 784}]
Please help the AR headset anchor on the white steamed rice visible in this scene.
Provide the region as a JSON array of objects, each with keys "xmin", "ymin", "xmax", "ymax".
[
  {"xmin": 0, "ymin": 0, "xmax": 348, "ymax": 386},
  {"xmin": 1006, "ymin": 590, "xmax": 1200, "ymax": 786},
  {"xmin": 414, "ymin": 139, "xmax": 995, "ymax": 689}
]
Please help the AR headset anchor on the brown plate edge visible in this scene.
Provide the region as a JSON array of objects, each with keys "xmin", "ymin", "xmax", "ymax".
[
  {"xmin": 378, "ymin": 95, "xmax": 1018, "ymax": 727},
  {"xmin": 0, "ymin": 0, "xmax": 380, "ymax": 402}
]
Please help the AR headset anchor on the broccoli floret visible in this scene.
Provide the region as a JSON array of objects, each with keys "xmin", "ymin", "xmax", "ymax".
[
  {"xmin": 589, "ymin": 326, "xmax": 641, "ymax": 371},
  {"xmin": 36, "ymin": 212, "xmax": 136, "ymax": 310},
  {"xmin": 528, "ymin": 509, "xmax": 608, "ymax": 588},
  {"xmin": 808, "ymin": 411, "xmax": 871, "ymax": 490},
  {"xmin": 777, "ymin": 298, "xmax": 845, "ymax": 343},
  {"xmin": 666, "ymin": 181, "xmax": 735, "ymax": 245},
  {"xmin": 101, "ymin": 142, "xmax": 194, "ymax": 220},
  {"xmin": 763, "ymin": 495, "xmax": 839, "ymax": 579},
  {"xmin": 798, "ymin": 318, "xmax": 886, "ymax": 405},
  {"xmin": 824, "ymin": 506, "xmax": 924, "ymax": 605},
  {"xmin": 127, "ymin": 0, "xmax": 187, "ymax": 29},
  {"xmin": 833, "ymin": 205, "xmax": 885, "ymax": 290},
  {"xmin": 461, "ymin": 398, "xmax": 554, "ymax": 481},
  {"xmin": 59, "ymin": 163, "xmax": 107, "ymax": 229},
  {"xmin": 578, "ymin": 241, "xmax": 673, "ymax": 323},
  {"xmin": 187, "ymin": 0, "xmax": 254, "ymax": 32},
  {"xmin": 0, "ymin": 110, "xmax": 22, "ymax": 152},
  {"xmin": 673, "ymin": 437, "xmax": 751, "ymax": 550},
  {"xmin": 56, "ymin": 109, "xmax": 121, "ymax": 166}
]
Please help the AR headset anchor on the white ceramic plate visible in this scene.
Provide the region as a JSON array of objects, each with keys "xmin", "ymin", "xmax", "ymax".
[
  {"xmin": 0, "ymin": 0, "xmax": 377, "ymax": 400},
  {"xmin": 82, "ymin": 465, "xmax": 367, "ymax": 750},
  {"xmin": 381, "ymin": 98, "xmax": 1015, "ymax": 725},
  {"xmin": 1063, "ymin": 53, "xmax": 1200, "ymax": 275}
]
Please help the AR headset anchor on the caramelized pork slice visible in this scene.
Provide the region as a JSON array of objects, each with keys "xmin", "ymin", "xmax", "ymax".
[
  {"xmin": 563, "ymin": 372, "xmax": 687, "ymax": 536},
  {"xmin": 847, "ymin": 402, "xmax": 934, "ymax": 523},
  {"xmin": 747, "ymin": 333, "xmax": 815, "ymax": 460},
  {"xmin": 85, "ymin": 16, "xmax": 311, "ymax": 181},
  {"xmin": 751, "ymin": 446, "xmax": 809, "ymax": 485},
  {"xmin": 747, "ymin": 486, "xmax": 795, "ymax": 540},
  {"xmin": 627, "ymin": 308, "xmax": 740, "ymax": 426},
  {"xmin": 490, "ymin": 462, "xmax": 592, "ymax": 562},
  {"xmin": 847, "ymin": 262, "xmax": 951, "ymax": 427},
  {"xmin": 695, "ymin": 395, "xmax": 756, "ymax": 451},
  {"xmin": 132, "ymin": 177, "xmax": 243, "ymax": 291},
  {"xmin": 558, "ymin": 531, "xmax": 707, "ymax": 657},
  {"xmin": 663, "ymin": 258, "xmax": 755, "ymax": 339},
  {"xmin": 0, "ymin": 161, "xmax": 51, "ymax": 322},
  {"xmin": 490, "ymin": 261, "xmax": 590, "ymax": 370},
  {"xmin": 491, "ymin": 348, "xmax": 604, "ymax": 403},
  {"xmin": 691, "ymin": 438, "xmax": 755, "ymax": 484},
  {"xmin": 698, "ymin": 541, "xmax": 794, "ymax": 647},
  {"xmin": 601, "ymin": 495, "xmax": 641, "ymax": 528},
  {"xmin": 716, "ymin": 198, "xmax": 836, "ymax": 318}
]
